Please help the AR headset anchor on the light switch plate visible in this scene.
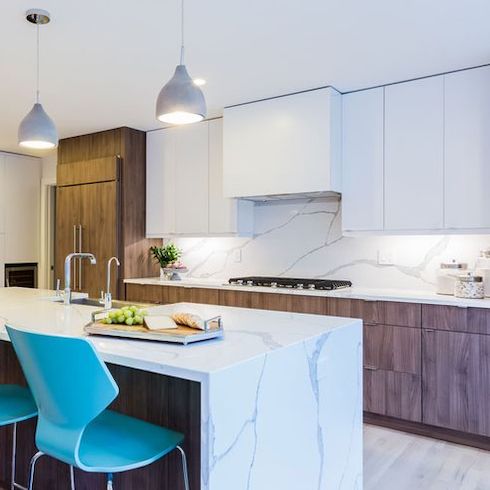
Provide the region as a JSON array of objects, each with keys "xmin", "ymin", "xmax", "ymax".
[
  {"xmin": 377, "ymin": 249, "xmax": 395, "ymax": 266},
  {"xmin": 233, "ymin": 249, "xmax": 242, "ymax": 263}
]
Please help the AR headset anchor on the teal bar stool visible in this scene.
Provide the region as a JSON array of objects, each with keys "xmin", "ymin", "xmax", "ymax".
[
  {"xmin": 6, "ymin": 325, "xmax": 190, "ymax": 490},
  {"xmin": 0, "ymin": 384, "xmax": 37, "ymax": 490}
]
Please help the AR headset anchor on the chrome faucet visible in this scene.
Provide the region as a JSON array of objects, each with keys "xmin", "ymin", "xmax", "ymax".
[
  {"xmin": 100, "ymin": 256, "xmax": 120, "ymax": 309},
  {"xmin": 64, "ymin": 253, "xmax": 97, "ymax": 305}
]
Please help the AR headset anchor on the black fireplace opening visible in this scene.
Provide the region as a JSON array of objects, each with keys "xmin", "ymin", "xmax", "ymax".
[{"xmin": 5, "ymin": 263, "xmax": 38, "ymax": 288}]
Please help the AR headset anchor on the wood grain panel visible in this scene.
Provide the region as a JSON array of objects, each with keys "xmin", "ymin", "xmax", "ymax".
[
  {"xmin": 163, "ymin": 287, "xmax": 194, "ymax": 304},
  {"xmin": 422, "ymin": 304, "xmax": 468, "ymax": 332},
  {"xmin": 422, "ymin": 329, "xmax": 490, "ymax": 436},
  {"xmin": 219, "ymin": 290, "xmax": 262, "ymax": 309},
  {"xmin": 364, "ymin": 324, "xmax": 421, "ymax": 374},
  {"xmin": 191, "ymin": 288, "xmax": 220, "ymax": 305},
  {"xmin": 327, "ymin": 298, "xmax": 383, "ymax": 324},
  {"xmin": 125, "ymin": 284, "xmax": 163, "ymax": 304},
  {"xmin": 364, "ymin": 368, "xmax": 422, "ymax": 422},
  {"xmin": 0, "ymin": 341, "xmax": 201, "ymax": 490},
  {"xmin": 384, "ymin": 302, "xmax": 421, "ymax": 328},
  {"xmin": 57, "ymin": 157, "xmax": 118, "ymax": 186},
  {"xmin": 58, "ymin": 129, "xmax": 121, "ymax": 164},
  {"xmin": 289, "ymin": 295, "xmax": 327, "ymax": 315}
]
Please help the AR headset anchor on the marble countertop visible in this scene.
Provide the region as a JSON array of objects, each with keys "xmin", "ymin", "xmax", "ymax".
[
  {"xmin": 124, "ymin": 276, "xmax": 490, "ymax": 308},
  {"xmin": 0, "ymin": 287, "xmax": 359, "ymax": 382}
]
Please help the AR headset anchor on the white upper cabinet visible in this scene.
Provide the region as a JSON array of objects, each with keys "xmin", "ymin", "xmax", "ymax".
[
  {"xmin": 223, "ymin": 87, "xmax": 341, "ymax": 198},
  {"xmin": 444, "ymin": 66, "xmax": 490, "ymax": 229},
  {"xmin": 208, "ymin": 119, "xmax": 253, "ymax": 235},
  {"xmin": 342, "ymin": 88, "xmax": 384, "ymax": 232},
  {"xmin": 146, "ymin": 119, "xmax": 253, "ymax": 237},
  {"xmin": 0, "ymin": 155, "xmax": 5, "ymax": 235},
  {"xmin": 3, "ymin": 154, "xmax": 41, "ymax": 263},
  {"xmin": 384, "ymin": 77, "xmax": 444, "ymax": 230},
  {"xmin": 174, "ymin": 124, "xmax": 209, "ymax": 235}
]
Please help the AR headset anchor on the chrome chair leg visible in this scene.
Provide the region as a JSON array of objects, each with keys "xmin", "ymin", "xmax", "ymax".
[
  {"xmin": 176, "ymin": 446, "xmax": 190, "ymax": 490},
  {"xmin": 11, "ymin": 422, "xmax": 17, "ymax": 490},
  {"xmin": 27, "ymin": 452, "xmax": 44, "ymax": 490},
  {"xmin": 70, "ymin": 465, "xmax": 76, "ymax": 490},
  {"xmin": 11, "ymin": 423, "xmax": 27, "ymax": 490},
  {"xmin": 107, "ymin": 473, "xmax": 114, "ymax": 490}
]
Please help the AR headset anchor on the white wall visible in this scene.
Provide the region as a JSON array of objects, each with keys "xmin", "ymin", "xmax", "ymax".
[
  {"xmin": 42, "ymin": 151, "xmax": 57, "ymax": 181},
  {"xmin": 170, "ymin": 197, "xmax": 490, "ymax": 292}
]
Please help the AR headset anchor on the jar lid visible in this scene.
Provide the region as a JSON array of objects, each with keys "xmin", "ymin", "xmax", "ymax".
[
  {"xmin": 458, "ymin": 272, "xmax": 483, "ymax": 283},
  {"xmin": 440, "ymin": 260, "xmax": 467, "ymax": 270}
]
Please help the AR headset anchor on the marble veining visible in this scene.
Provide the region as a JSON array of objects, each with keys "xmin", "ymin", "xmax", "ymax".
[{"xmin": 165, "ymin": 197, "xmax": 490, "ymax": 292}]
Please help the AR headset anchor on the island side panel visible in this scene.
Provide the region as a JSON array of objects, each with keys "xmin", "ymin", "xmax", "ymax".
[
  {"xmin": 0, "ymin": 341, "xmax": 201, "ymax": 490},
  {"xmin": 203, "ymin": 321, "xmax": 363, "ymax": 490}
]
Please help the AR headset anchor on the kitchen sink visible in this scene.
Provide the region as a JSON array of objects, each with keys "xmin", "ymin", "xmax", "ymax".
[{"xmin": 52, "ymin": 297, "xmax": 131, "ymax": 309}]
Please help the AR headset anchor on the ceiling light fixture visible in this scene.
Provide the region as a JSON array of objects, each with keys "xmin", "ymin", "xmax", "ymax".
[
  {"xmin": 155, "ymin": 0, "xmax": 207, "ymax": 125},
  {"xmin": 193, "ymin": 78, "xmax": 206, "ymax": 86},
  {"xmin": 18, "ymin": 9, "xmax": 58, "ymax": 150}
]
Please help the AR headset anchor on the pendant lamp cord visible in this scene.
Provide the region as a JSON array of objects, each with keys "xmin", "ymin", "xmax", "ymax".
[
  {"xmin": 36, "ymin": 23, "xmax": 40, "ymax": 103},
  {"xmin": 179, "ymin": 0, "xmax": 185, "ymax": 65}
]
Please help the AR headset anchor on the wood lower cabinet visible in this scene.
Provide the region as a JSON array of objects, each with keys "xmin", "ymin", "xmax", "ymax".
[
  {"xmin": 422, "ymin": 329, "xmax": 490, "ymax": 436},
  {"xmin": 364, "ymin": 369, "xmax": 421, "ymax": 422},
  {"xmin": 364, "ymin": 324, "xmax": 421, "ymax": 374}
]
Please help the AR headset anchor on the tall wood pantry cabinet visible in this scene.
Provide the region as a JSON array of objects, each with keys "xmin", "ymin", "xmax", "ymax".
[{"xmin": 55, "ymin": 128, "xmax": 159, "ymax": 299}]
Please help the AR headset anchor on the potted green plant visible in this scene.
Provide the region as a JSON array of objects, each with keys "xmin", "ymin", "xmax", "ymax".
[{"xmin": 150, "ymin": 243, "xmax": 186, "ymax": 280}]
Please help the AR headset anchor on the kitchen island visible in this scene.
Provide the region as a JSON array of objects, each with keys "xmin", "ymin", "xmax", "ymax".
[{"xmin": 0, "ymin": 287, "xmax": 362, "ymax": 490}]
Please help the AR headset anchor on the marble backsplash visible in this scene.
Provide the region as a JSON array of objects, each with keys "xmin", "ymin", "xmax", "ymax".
[{"xmin": 168, "ymin": 197, "xmax": 490, "ymax": 292}]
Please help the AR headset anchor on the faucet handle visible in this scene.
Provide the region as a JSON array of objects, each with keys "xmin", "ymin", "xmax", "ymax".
[{"xmin": 55, "ymin": 279, "xmax": 61, "ymax": 296}]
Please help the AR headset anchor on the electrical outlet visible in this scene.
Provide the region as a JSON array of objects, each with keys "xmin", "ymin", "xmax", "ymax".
[
  {"xmin": 233, "ymin": 249, "xmax": 242, "ymax": 263},
  {"xmin": 377, "ymin": 249, "xmax": 395, "ymax": 266}
]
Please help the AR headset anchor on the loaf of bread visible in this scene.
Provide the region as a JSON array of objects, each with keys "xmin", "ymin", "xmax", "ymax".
[{"xmin": 171, "ymin": 312, "xmax": 205, "ymax": 330}]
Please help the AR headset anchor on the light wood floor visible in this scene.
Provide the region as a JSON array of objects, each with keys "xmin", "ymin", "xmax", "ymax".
[{"xmin": 364, "ymin": 424, "xmax": 490, "ymax": 490}]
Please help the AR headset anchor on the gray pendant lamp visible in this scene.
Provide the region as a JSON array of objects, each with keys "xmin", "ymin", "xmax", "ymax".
[
  {"xmin": 156, "ymin": 0, "xmax": 206, "ymax": 125},
  {"xmin": 18, "ymin": 9, "xmax": 58, "ymax": 150}
]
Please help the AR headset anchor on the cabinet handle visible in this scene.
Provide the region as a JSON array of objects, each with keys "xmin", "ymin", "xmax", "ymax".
[
  {"xmin": 78, "ymin": 224, "xmax": 82, "ymax": 290},
  {"xmin": 425, "ymin": 329, "xmax": 435, "ymax": 333},
  {"xmin": 364, "ymin": 365, "xmax": 378, "ymax": 371},
  {"xmin": 72, "ymin": 225, "xmax": 77, "ymax": 290}
]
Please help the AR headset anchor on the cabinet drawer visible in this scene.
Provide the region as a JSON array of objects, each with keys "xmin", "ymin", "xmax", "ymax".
[
  {"xmin": 363, "ymin": 368, "xmax": 421, "ymax": 422},
  {"xmin": 327, "ymin": 298, "xmax": 383, "ymax": 323},
  {"xmin": 219, "ymin": 290, "xmax": 262, "ymax": 309},
  {"xmin": 422, "ymin": 304, "xmax": 467, "ymax": 331},
  {"xmin": 191, "ymin": 288, "xmax": 220, "ymax": 305},
  {"xmin": 383, "ymin": 302, "xmax": 421, "ymax": 328},
  {"xmin": 162, "ymin": 286, "xmax": 193, "ymax": 304},
  {"xmin": 125, "ymin": 284, "xmax": 163, "ymax": 304},
  {"xmin": 364, "ymin": 324, "xmax": 421, "ymax": 374}
]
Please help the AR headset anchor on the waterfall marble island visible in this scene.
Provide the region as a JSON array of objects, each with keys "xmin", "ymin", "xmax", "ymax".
[{"xmin": 0, "ymin": 287, "xmax": 362, "ymax": 490}]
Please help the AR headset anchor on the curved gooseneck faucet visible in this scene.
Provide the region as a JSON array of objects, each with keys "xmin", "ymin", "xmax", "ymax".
[{"xmin": 64, "ymin": 253, "xmax": 97, "ymax": 305}]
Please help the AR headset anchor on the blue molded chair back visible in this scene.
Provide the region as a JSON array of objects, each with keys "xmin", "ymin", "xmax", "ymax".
[{"xmin": 6, "ymin": 325, "xmax": 119, "ymax": 467}]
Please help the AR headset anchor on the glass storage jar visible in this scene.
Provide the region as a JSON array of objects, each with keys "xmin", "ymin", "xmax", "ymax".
[
  {"xmin": 454, "ymin": 272, "xmax": 485, "ymax": 299},
  {"xmin": 436, "ymin": 260, "xmax": 467, "ymax": 295}
]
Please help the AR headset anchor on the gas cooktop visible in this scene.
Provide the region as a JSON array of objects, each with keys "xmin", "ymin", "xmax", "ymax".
[{"xmin": 228, "ymin": 276, "xmax": 352, "ymax": 291}]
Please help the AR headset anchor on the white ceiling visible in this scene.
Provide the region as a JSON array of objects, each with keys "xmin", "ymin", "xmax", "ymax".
[{"xmin": 1, "ymin": 0, "xmax": 490, "ymax": 155}]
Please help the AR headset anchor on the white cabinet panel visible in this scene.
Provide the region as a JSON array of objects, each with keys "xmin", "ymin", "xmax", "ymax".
[
  {"xmin": 4, "ymin": 154, "xmax": 41, "ymax": 263},
  {"xmin": 223, "ymin": 87, "xmax": 341, "ymax": 198},
  {"xmin": 146, "ymin": 120, "xmax": 254, "ymax": 237},
  {"xmin": 146, "ymin": 128, "xmax": 176, "ymax": 236},
  {"xmin": 208, "ymin": 119, "xmax": 254, "ymax": 235},
  {"xmin": 444, "ymin": 66, "xmax": 490, "ymax": 229},
  {"xmin": 0, "ymin": 156, "xmax": 5, "ymax": 235},
  {"xmin": 0, "ymin": 234, "xmax": 4, "ymax": 287},
  {"xmin": 174, "ymin": 124, "xmax": 209, "ymax": 234},
  {"xmin": 342, "ymin": 88, "xmax": 384, "ymax": 231},
  {"xmin": 384, "ymin": 77, "xmax": 444, "ymax": 230}
]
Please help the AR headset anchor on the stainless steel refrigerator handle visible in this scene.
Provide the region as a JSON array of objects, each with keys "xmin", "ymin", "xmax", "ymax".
[
  {"xmin": 78, "ymin": 224, "xmax": 83, "ymax": 290},
  {"xmin": 73, "ymin": 225, "xmax": 78, "ymax": 290}
]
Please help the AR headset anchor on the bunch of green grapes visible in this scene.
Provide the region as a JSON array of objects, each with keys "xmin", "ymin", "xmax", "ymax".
[{"xmin": 101, "ymin": 306, "xmax": 147, "ymax": 326}]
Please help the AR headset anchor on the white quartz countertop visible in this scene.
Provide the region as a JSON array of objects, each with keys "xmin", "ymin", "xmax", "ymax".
[
  {"xmin": 124, "ymin": 276, "xmax": 490, "ymax": 308},
  {"xmin": 0, "ymin": 287, "xmax": 359, "ymax": 382}
]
